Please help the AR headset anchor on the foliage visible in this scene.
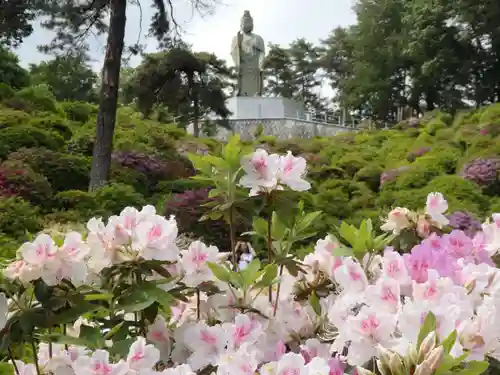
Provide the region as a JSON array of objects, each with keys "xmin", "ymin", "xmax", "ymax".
[
  {"xmin": 0, "ymin": 126, "xmax": 65, "ymax": 159},
  {"xmin": 29, "ymin": 51, "xmax": 98, "ymax": 102},
  {"xmin": 7, "ymin": 148, "xmax": 90, "ymax": 191},
  {"xmin": 0, "ymin": 159, "xmax": 53, "ymax": 207},
  {"xmin": 0, "ymin": 196, "xmax": 42, "ymax": 239},
  {"xmin": 164, "ymin": 188, "xmax": 231, "ymax": 249},
  {"xmin": 61, "ymin": 101, "xmax": 97, "ymax": 123},
  {"xmin": 14, "ymin": 84, "xmax": 58, "ymax": 112},
  {"xmin": 0, "ymin": 47, "xmax": 30, "ymax": 89}
]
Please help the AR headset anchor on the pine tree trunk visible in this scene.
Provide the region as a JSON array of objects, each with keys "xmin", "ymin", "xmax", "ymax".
[
  {"xmin": 88, "ymin": 0, "xmax": 127, "ymax": 191},
  {"xmin": 189, "ymin": 74, "xmax": 200, "ymax": 137}
]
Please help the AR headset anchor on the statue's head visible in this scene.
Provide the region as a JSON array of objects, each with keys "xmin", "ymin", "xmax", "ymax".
[{"xmin": 240, "ymin": 10, "xmax": 254, "ymax": 33}]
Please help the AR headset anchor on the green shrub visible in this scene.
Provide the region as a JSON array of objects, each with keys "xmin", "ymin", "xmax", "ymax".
[
  {"xmin": 0, "ymin": 159, "xmax": 53, "ymax": 206},
  {"xmin": 93, "ymin": 183, "xmax": 146, "ymax": 216},
  {"xmin": 53, "ymin": 190, "xmax": 98, "ymax": 220},
  {"xmin": 308, "ymin": 165, "xmax": 345, "ymax": 185},
  {"xmin": 0, "ymin": 126, "xmax": 65, "ymax": 159},
  {"xmin": 424, "ymin": 175, "xmax": 489, "ymax": 215},
  {"xmin": 335, "ymin": 154, "xmax": 367, "ymax": 177},
  {"xmin": 345, "ymin": 208, "xmax": 383, "ymax": 230},
  {"xmin": 425, "ymin": 118, "xmax": 447, "ymax": 135},
  {"xmin": 0, "ymin": 234, "xmax": 22, "ymax": 260},
  {"xmin": 67, "ymin": 130, "xmax": 94, "ymax": 156},
  {"xmin": 386, "ymin": 166, "xmax": 440, "ymax": 190},
  {"xmin": 156, "ymin": 179, "xmax": 209, "ymax": 194},
  {"xmin": 376, "ymin": 188, "xmax": 429, "ymax": 211},
  {"xmin": 8, "ymin": 148, "xmax": 90, "ymax": 191},
  {"xmin": 15, "ymin": 84, "xmax": 58, "ymax": 112},
  {"xmin": 414, "ymin": 148, "xmax": 461, "ymax": 174},
  {"xmin": 489, "ymin": 198, "xmax": 500, "ymax": 216},
  {"xmin": 435, "ymin": 128, "xmax": 455, "ymax": 141},
  {"xmin": 1, "ymin": 96, "xmax": 34, "ymax": 112},
  {"xmin": 29, "ymin": 115, "xmax": 73, "ymax": 140},
  {"xmin": 0, "ymin": 197, "xmax": 42, "ymax": 239},
  {"xmin": 355, "ymin": 164, "xmax": 383, "ymax": 191},
  {"xmin": 258, "ymin": 135, "xmax": 277, "ymax": 146},
  {"xmin": 315, "ymin": 179, "xmax": 375, "ymax": 219},
  {"xmin": 109, "ymin": 163, "xmax": 150, "ymax": 196},
  {"xmin": 62, "ymin": 101, "xmax": 96, "ymax": 123},
  {"xmin": 0, "ymin": 83, "xmax": 14, "ymax": 101},
  {"xmin": 0, "ymin": 107, "xmax": 31, "ymax": 128},
  {"xmin": 162, "ymin": 124, "xmax": 187, "ymax": 140}
]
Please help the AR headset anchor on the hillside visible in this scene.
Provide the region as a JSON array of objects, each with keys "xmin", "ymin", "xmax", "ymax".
[{"xmin": 1, "ymin": 89, "xmax": 500, "ymax": 257}]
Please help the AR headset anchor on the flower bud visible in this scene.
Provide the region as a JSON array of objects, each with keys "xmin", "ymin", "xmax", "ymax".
[
  {"xmin": 377, "ymin": 345, "xmax": 392, "ymax": 364},
  {"xmin": 413, "ymin": 362, "xmax": 432, "ymax": 375},
  {"xmin": 418, "ymin": 331, "xmax": 436, "ymax": 360},
  {"xmin": 424, "ymin": 346, "xmax": 444, "ymax": 371},
  {"xmin": 407, "ymin": 345, "xmax": 419, "ymax": 367},
  {"xmin": 388, "ymin": 353, "xmax": 404, "ymax": 375},
  {"xmin": 356, "ymin": 366, "xmax": 376, "ymax": 375},
  {"xmin": 376, "ymin": 359, "xmax": 390, "ymax": 375}
]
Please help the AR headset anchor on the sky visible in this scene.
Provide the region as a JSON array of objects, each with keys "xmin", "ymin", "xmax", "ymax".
[{"xmin": 14, "ymin": 0, "xmax": 357, "ymax": 98}]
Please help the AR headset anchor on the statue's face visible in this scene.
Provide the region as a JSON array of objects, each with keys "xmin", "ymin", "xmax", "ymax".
[{"xmin": 241, "ymin": 18, "xmax": 253, "ymax": 33}]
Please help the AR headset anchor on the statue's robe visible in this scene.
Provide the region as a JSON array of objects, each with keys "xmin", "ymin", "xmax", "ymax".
[{"xmin": 231, "ymin": 32, "xmax": 265, "ymax": 96}]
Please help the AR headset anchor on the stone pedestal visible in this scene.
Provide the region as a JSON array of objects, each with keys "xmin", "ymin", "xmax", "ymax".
[
  {"xmin": 226, "ymin": 96, "xmax": 307, "ymax": 120},
  {"xmin": 187, "ymin": 96, "xmax": 356, "ymax": 140}
]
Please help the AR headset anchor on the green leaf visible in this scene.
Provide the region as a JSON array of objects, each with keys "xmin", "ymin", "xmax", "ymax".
[
  {"xmin": 253, "ymin": 217, "xmax": 268, "ymax": 238},
  {"xmin": 84, "ymin": 293, "xmax": 114, "ymax": 301},
  {"xmin": 331, "ymin": 246, "xmax": 354, "ymax": 257},
  {"xmin": 338, "ymin": 222, "xmax": 357, "ymax": 246},
  {"xmin": 103, "ymin": 322, "xmax": 125, "ymax": 340},
  {"xmin": 417, "ymin": 311, "xmax": 437, "ymax": 349},
  {"xmin": 108, "ymin": 338, "xmax": 136, "ymax": 358},
  {"xmin": 240, "ymin": 258, "xmax": 261, "ymax": 286},
  {"xmin": 440, "ymin": 330, "xmax": 457, "ymax": 354},
  {"xmin": 253, "ymin": 264, "xmax": 278, "ymax": 289},
  {"xmin": 461, "ymin": 361, "xmax": 489, "ymax": 375},
  {"xmin": 45, "ymin": 334, "xmax": 98, "ymax": 349},
  {"xmin": 271, "ymin": 211, "xmax": 287, "ymax": 240},
  {"xmin": 207, "ymin": 262, "xmax": 232, "ymax": 283},
  {"xmin": 309, "ymin": 292, "xmax": 321, "ymax": 316},
  {"xmin": 296, "ymin": 211, "xmax": 322, "ymax": 234},
  {"xmin": 141, "ymin": 284, "xmax": 174, "ymax": 308},
  {"xmin": 204, "ymin": 155, "xmax": 228, "ymax": 170},
  {"xmin": 188, "ymin": 154, "xmax": 212, "ymax": 174},
  {"xmin": 200, "ymin": 210, "xmax": 224, "ymax": 221},
  {"xmin": 223, "ymin": 135, "xmax": 242, "ymax": 166},
  {"xmin": 80, "ymin": 325, "xmax": 104, "ymax": 346}
]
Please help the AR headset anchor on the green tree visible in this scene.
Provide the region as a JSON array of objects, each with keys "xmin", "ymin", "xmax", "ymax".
[
  {"xmin": 318, "ymin": 27, "xmax": 356, "ymax": 109},
  {"xmin": 0, "ymin": 0, "xmax": 41, "ymax": 46},
  {"xmin": 263, "ymin": 43, "xmax": 296, "ymax": 98},
  {"xmin": 29, "ymin": 50, "xmax": 98, "ymax": 102},
  {"xmin": 126, "ymin": 47, "xmax": 232, "ymax": 136},
  {"xmin": 0, "ymin": 47, "xmax": 30, "ymax": 89},
  {"xmin": 288, "ymin": 38, "xmax": 321, "ymax": 110},
  {"xmin": 38, "ymin": 0, "xmax": 221, "ymax": 191}
]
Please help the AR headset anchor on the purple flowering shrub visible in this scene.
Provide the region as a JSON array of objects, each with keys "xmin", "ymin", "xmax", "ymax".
[
  {"xmin": 164, "ymin": 188, "xmax": 231, "ymax": 250},
  {"xmin": 380, "ymin": 166, "xmax": 411, "ymax": 186},
  {"xmin": 112, "ymin": 151, "xmax": 194, "ymax": 184},
  {"xmin": 0, "ymin": 160, "xmax": 52, "ymax": 207},
  {"xmin": 447, "ymin": 211, "xmax": 482, "ymax": 238},
  {"xmin": 460, "ymin": 158, "xmax": 500, "ymax": 187}
]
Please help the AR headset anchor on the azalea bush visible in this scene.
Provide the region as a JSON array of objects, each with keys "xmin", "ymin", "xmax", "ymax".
[{"xmin": 1, "ymin": 136, "xmax": 500, "ymax": 375}]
